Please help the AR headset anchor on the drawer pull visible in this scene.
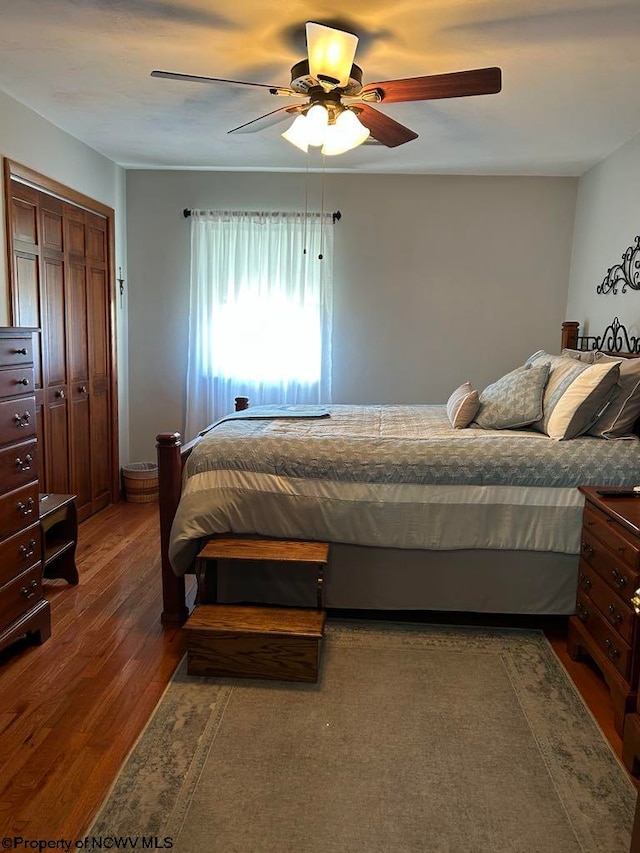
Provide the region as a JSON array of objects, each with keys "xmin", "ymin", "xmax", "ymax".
[
  {"xmin": 79, "ymin": 385, "xmax": 87, "ymax": 394},
  {"xmin": 15, "ymin": 453, "xmax": 33, "ymax": 471},
  {"xmin": 577, "ymin": 602, "xmax": 590, "ymax": 621},
  {"xmin": 13, "ymin": 348, "xmax": 28, "ymax": 356},
  {"xmin": 13, "ymin": 412, "xmax": 31, "ymax": 428},
  {"xmin": 20, "ymin": 579, "xmax": 38, "ymax": 600},
  {"xmin": 55, "ymin": 389, "xmax": 65, "ymax": 399},
  {"xmin": 608, "ymin": 604, "xmax": 623, "ymax": 626},
  {"xmin": 612, "ymin": 568, "xmax": 627, "ymax": 590},
  {"xmin": 579, "ymin": 572, "xmax": 592, "ymax": 590},
  {"xmin": 17, "ymin": 497, "xmax": 35, "ymax": 517},
  {"xmin": 605, "ymin": 638, "xmax": 621, "ymax": 661},
  {"xmin": 581, "ymin": 540, "xmax": 594, "ymax": 557},
  {"xmin": 19, "ymin": 539, "xmax": 37, "ymax": 560},
  {"xmin": 15, "ymin": 378, "xmax": 30, "ymax": 386}
]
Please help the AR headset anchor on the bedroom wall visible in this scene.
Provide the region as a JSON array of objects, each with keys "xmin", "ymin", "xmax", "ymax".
[
  {"xmin": 0, "ymin": 89, "xmax": 130, "ymax": 463},
  {"xmin": 566, "ymin": 131, "xmax": 640, "ymax": 341},
  {"xmin": 126, "ymin": 170, "xmax": 577, "ymax": 460}
]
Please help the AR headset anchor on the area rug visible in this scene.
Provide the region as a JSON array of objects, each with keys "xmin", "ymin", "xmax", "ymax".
[{"xmin": 91, "ymin": 621, "xmax": 636, "ymax": 852}]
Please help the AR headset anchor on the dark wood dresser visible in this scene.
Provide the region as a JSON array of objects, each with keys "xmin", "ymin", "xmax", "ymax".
[
  {"xmin": 0, "ymin": 327, "xmax": 50, "ymax": 654},
  {"xmin": 568, "ymin": 486, "xmax": 640, "ymax": 737}
]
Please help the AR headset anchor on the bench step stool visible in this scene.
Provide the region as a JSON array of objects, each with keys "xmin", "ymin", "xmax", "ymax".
[
  {"xmin": 184, "ymin": 537, "xmax": 330, "ymax": 683},
  {"xmin": 184, "ymin": 604, "xmax": 326, "ymax": 682}
]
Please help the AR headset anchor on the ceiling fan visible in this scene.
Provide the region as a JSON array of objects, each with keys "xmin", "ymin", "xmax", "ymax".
[{"xmin": 151, "ymin": 22, "xmax": 502, "ymax": 155}]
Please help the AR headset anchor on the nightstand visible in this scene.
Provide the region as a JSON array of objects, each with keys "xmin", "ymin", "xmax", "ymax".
[
  {"xmin": 39, "ymin": 494, "xmax": 79, "ymax": 585},
  {"xmin": 567, "ymin": 486, "xmax": 640, "ymax": 737}
]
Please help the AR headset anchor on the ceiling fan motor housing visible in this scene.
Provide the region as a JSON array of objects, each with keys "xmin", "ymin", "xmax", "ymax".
[{"xmin": 290, "ymin": 59, "xmax": 363, "ymax": 95}]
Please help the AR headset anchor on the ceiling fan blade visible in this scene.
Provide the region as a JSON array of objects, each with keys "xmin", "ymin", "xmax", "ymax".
[
  {"xmin": 353, "ymin": 104, "xmax": 418, "ymax": 148},
  {"xmin": 361, "ymin": 67, "xmax": 502, "ymax": 103},
  {"xmin": 228, "ymin": 105, "xmax": 304, "ymax": 135},
  {"xmin": 151, "ymin": 69, "xmax": 295, "ymax": 95}
]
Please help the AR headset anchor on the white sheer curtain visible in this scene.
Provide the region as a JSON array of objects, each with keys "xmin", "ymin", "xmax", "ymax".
[{"xmin": 185, "ymin": 210, "xmax": 334, "ymax": 439}]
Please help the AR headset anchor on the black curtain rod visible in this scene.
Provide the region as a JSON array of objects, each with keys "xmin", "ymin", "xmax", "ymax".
[{"xmin": 183, "ymin": 208, "xmax": 342, "ymax": 224}]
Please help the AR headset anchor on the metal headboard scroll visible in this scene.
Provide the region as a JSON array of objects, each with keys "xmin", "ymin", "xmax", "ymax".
[
  {"xmin": 597, "ymin": 235, "xmax": 640, "ymax": 295},
  {"xmin": 578, "ymin": 316, "xmax": 640, "ymax": 353}
]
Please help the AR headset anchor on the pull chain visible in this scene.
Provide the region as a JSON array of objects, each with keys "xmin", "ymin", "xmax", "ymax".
[
  {"xmin": 319, "ymin": 154, "xmax": 325, "ymax": 260},
  {"xmin": 303, "ymin": 150, "xmax": 309, "ymax": 255}
]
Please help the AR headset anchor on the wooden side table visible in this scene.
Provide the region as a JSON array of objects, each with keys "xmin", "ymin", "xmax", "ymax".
[{"xmin": 39, "ymin": 494, "xmax": 79, "ymax": 585}]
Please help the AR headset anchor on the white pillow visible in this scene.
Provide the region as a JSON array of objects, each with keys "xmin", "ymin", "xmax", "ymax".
[{"xmin": 446, "ymin": 382, "xmax": 480, "ymax": 429}]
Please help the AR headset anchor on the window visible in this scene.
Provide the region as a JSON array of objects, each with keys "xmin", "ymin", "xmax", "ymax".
[{"xmin": 185, "ymin": 210, "xmax": 333, "ymax": 438}]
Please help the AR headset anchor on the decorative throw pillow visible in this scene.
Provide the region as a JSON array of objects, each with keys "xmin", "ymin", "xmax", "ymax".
[
  {"xmin": 588, "ymin": 353, "xmax": 640, "ymax": 439},
  {"xmin": 526, "ymin": 352, "xmax": 620, "ymax": 440},
  {"xmin": 561, "ymin": 347, "xmax": 602, "ymax": 364},
  {"xmin": 446, "ymin": 381, "xmax": 480, "ymax": 429},
  {"xmin": 473, "ymin": 363, "xmax": 550, "ymax": 430}
]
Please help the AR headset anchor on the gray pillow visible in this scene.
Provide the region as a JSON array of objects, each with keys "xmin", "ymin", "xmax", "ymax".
[
  {"xmin": 474, "ymin": 364, "xmax": 550, "ymax": 430},
  {"xmin": 588, "ymin": 353, "xmax": 640, "ymax": 439},
  {"xmin": 446, "ymin": 381, "xmax": 480, "ymax": 429},
  {"xmin": 526, "ymin": 351, "xmax": 621, "ymax": 440}
]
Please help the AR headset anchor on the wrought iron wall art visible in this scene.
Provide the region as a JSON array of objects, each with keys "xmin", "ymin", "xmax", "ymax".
[
  {"xmin": 577, "ymin": 316, "xmax": 640, "ymax": 353},
  {"xmin": 597, "ymin": 235, "xmax": 640, "ymax": 295}
]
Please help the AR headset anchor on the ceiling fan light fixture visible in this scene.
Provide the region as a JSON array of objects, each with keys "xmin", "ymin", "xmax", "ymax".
[
  {"xmin": 305, "ymin": 103, "xmax": 329, "ymax": 146},
  {"xmin": 305, "ymin": 22, "xmax": 359, "ymax": 90},
  {"xmin": 322, "ymin": 109, "xmax": 370, "ymax": 155},
  {"xmin": 281, "ymin": 114, "xmax": 310, "ymax": 152}
]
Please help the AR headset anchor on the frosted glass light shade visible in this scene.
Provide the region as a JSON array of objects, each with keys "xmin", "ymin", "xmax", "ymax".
[
  {"xmin": 306, "ymin": 22, "xmax": 358, "ymax": 88},
  {"xmin": 322, "ymin": 109, "xmax": 370, "ymax": 155},
  {"xmin": 305, "ymin": 104, "xmax": 329, "ymax": 146},
  {"xmin": 281, "ymin": 114, "xmax": 309, "ymax": 152}
]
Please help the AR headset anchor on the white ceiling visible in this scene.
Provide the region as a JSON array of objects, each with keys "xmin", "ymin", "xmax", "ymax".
[{"xmin": 1, "ymin": 0, "xmax": 639, "ymax": 175}]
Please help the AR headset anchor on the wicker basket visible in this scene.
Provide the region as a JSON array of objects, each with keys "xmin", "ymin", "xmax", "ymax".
[{"xmin": 122, "ymin": 462, "xmax": 159, "ymax": 503}]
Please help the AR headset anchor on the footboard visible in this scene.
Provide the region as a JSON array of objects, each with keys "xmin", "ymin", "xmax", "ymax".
[
  {"xmin": 156, "ymin": 432, "xmax": 192, "ymax": 625},
  {"xmin": 156, "ymin": 396, "xmax": 250, "ymax": 626}
]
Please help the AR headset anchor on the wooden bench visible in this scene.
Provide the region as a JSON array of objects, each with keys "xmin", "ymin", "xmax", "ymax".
[{"xmin": 184, "ymin": 537, "xmax": 330, "ymax": 683}]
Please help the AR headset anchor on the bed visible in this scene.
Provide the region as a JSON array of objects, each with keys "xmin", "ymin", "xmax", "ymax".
[{"xmin": 157, "ymin": 319, "xmax": 640, "ymax": 625}]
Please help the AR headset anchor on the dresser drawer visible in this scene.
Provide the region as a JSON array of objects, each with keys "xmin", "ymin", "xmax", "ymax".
[
  {"xmin": 0, "ymin": 522, "xmax": 41, "ymax": 587},
  {"xmin": 583, "ymin": 503, "xmax": 640, "ymax": 571},
  {"xmin": 0, "ymin": 366, "xmax": 34, "ymax": 399},
  {"xmin": 0, "ymin": 565, "xmax": 43, "ymax": 629},
  {"xmin": 0, "ymin": 335, "xmax": 33, "ymax": 368},
  {"xmin": 578, "ymin": 559, "xmax": 635, "ymax": 645},
  {"xmin": 0, "ymin": 396, "xmax": 36, "ymax": 446},
  {"xmin": 580, "ymin": 526, "xmax": 639, "ymax": 602},
  {"xmin": 575, "ymin": 589, "xmax": 632, "ymax": 681},
  {"xmin": 0, "ymin": 440, "xmax": 37, "ymax": 496},
  {"xmin": 0, "ymin": 482, "xmax": 39, "ymax": 540}
]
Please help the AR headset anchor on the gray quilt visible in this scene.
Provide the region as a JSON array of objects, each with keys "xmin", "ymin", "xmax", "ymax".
[{"xmin": 185, "ymin": 404, "xmax": 640, "ymax": 489}]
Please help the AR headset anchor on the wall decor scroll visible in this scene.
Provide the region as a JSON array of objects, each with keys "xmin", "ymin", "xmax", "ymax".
[{"xmin": 597, "ymin": 235, "xmax": 640, "ymax": 295}]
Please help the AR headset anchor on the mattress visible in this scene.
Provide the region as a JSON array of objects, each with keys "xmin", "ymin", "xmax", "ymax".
[{"xmin": 169, "ymin": 404, "xmax": 640, "ymax": 575}]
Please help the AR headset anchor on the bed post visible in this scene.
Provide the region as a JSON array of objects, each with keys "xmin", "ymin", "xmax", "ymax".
[
  {"xmin": 561, "ymin": 321, "xmax": 580, "ymax": 351},
  {"xmin": 156, "ymin": 432, "xmax": 189, "ymax": 626}
]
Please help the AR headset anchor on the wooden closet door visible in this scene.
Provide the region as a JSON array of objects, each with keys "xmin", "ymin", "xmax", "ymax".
[
  {"xmin": 40, "ymin": 195, "xmax": 70, "ymax": 494},
  {"xmin": 65, "ymin": 204, "xmax": 92, "ymax": 518},
  {"xmin": 5, "ymin": 161, "xmax": 119, "ymax": 519},
  {"xmin": 8, "ymin": 184, "xmax": 45, "ymax": 489},
  {"xmin": 87, "ymin": 212, "xmax": 111, "ymax": 515}
]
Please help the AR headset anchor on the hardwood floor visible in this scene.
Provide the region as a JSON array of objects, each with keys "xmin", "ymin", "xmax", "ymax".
[{"xmin": 0, "ymin": 499, "xmax": 634, "ymax": 838}]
